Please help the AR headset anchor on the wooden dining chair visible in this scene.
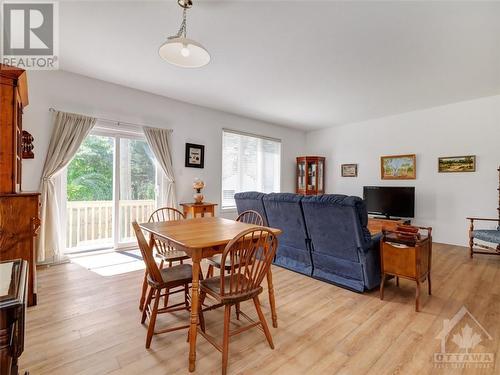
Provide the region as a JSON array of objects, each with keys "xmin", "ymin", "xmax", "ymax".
[
  {"xmin": 198, "ymin": 227, "xmax": 278, "ymax": 375},
  {"xmin": 205, "ymin": 210, "xmax": 264, "ymax": 278},
  {"xmin": 132, "ymin": 221, "xmax": 192, "ymax": 348},
  {"xmin": 139, "ymin": 207, "xmax": 189, "ymax": 311}
]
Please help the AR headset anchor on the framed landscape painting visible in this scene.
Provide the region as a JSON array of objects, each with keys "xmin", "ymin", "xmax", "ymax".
[
  {"xmin": 438, "ymin": 155, "xmax": 476, "ymax": 173},
  {"xmin": 341, "ymin": 164, "xmax": 358, "ymax": 177},
  {"xmin": 381, "ymin": 154, "xmax": 416, "ymax": 180}
]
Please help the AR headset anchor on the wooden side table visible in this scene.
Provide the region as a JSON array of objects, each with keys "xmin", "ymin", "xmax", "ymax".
[
  {"xmin": 180, "ymin": 202, "xmax": 217, "ymax": 218},
  {"xmin": 379, "ymin": 225, "xmax": 432, "ymax": 312}
]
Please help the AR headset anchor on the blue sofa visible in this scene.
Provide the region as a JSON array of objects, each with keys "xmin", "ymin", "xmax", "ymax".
[{"xmin": 234, "ymin": 192, "xmax": 381, "ymax": 292}]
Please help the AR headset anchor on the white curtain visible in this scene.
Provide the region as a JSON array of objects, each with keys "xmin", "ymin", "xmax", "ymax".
[
  {"xmin": 37, "ymin": 111, "xmax": 96, "ymax": 263},
  {"xmin": 143, "ymin": 127, "xmax": 177, "ymax": 208}
]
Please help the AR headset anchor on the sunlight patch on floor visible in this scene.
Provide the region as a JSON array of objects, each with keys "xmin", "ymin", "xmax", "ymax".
[{"xmin": 69, "ymin": 250, "xmax": 145, "ymax": 276}]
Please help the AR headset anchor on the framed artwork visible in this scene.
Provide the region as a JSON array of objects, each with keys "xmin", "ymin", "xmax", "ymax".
[
  {"xmin": 185, "ymin": 143, "xmax": 205, "ymax": 168},
  {"xmin": 341, "ymin": 164, "xmax": 358, "ymax": 177},
  {"xmin": 438, "ymin": 155, "xmax": 476, "ymax": 173},
  {"xmin": 381, "ymin": 154, "xmax": 416, "ymax": 180}
]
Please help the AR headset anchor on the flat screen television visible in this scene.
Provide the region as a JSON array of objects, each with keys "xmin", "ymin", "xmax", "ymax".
[{"xmin": 363, "ymin": 186, "xmax": 415, "ymax": 218}]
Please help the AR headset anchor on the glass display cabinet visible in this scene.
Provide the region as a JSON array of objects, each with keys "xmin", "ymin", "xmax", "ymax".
[{"xmin": 296, "ymin": 156, "xmax": 325, "ymax": 195}]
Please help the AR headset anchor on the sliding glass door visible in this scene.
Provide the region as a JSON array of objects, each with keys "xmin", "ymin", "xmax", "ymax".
[
  {"xmin": 118, "ymin": 138, "xmax": 156, "ymax": 244},
  {"xmin": 66, "ymin": 130, "xmax": 157, "ymax": 252}
]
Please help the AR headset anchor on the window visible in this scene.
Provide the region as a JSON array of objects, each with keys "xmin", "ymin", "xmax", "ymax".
[{"xmin": 222, "ymin": 129, "xmax": 281, "ymax": 209}]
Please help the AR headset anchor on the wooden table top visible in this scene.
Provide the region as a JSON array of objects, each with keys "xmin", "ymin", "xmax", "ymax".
[{"xmin": 139, "ymin": 217, "xmax": 282, "ymax": 249}]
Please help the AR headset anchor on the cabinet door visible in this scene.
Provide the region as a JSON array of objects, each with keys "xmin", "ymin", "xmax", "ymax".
[
  {"xmin": 307, "ymin": 161, "xmax": 317, "ymax": 193},
  {"xmin": 297, "ymin": 161, "xmax": 306, "ymax": 191},
  {"xmin": 15, "ymin": 98, "xmax": 23, "ymax": 192},
  {"xmin": 318, "ymin": 159, "xmax": 324, "ymax": 193},
  {"xmin": 0, "ymin": 80, "xmax": 15, "ymax": 193},
  {"xmin": 0, "ymin": 195, "xmax": 40, "ymax": 306}
]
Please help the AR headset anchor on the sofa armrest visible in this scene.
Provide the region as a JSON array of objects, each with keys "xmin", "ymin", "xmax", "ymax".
[
  {"xmin": 358, "ymin": 234, "xmax": 382, "ymax": 290},
  {"xmin": 362, "ymin": 233, "xmax": 382, "ymax": 254}
]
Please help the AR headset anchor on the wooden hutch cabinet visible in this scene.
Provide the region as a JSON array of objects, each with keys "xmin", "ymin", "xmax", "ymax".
[
  {"xmin": 0, "ymin": 64, "xmax": 40, "ymax": 307},
  {"xmin": 296, "ymin": 156, "xmax": 325, "ymax": 195}
]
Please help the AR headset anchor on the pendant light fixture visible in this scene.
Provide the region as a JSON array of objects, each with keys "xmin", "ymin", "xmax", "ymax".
[{"xmin": 159, "ymin": 0, "xmax": 210, "ymax": 68}]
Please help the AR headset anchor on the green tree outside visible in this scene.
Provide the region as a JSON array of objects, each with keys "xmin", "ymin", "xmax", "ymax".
[{"xmin": 67, "ymin": 135, "xmax": 156, "ymax": 201}]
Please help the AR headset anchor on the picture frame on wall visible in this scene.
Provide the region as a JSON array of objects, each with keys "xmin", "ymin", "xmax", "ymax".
[
  {"xmin": 185, "ymin": 143, "xmax": 205, "ymax": 168},
  {"xmin": 341, "ymin": 164, "xmax": 358, "ymax": 177},
  {"xmin": 438, "ymin": 155, "xmax": 476, "ymax": 173},
  {"xmin": 381, "ymin": 154, "xmax": 416, "ymax": 180}
]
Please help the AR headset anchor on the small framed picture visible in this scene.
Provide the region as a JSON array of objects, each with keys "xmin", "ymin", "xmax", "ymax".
[
  {"xmin": 381, "ymin": 154, "xmax": 416, "ymax": 180},
  {"xmin": 341, "ymin": 164, "xmax": 358, "ymax": 177},
  {"xmin": 438, "ymin": 155, "xmax": 476, "ymax": 173},
  {"xmin": 185, "ymin": 143, "xmax": 205, "ymax": 168}
]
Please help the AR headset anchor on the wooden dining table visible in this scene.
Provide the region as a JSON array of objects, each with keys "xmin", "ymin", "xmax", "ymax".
[{"xmin": 139, "ymin": 216, "xmax": 282, "ymax": 372}]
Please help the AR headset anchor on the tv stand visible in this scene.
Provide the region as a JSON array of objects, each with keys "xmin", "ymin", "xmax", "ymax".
[
  {"xmin": 368, "ymin": 217, "xmax": 411, "ymax": 235},
  {"xmin": 372, "ymin": 216, "xmax": 411, "ymax": 223}
]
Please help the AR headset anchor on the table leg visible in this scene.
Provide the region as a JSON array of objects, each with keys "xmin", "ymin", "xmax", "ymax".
[
  {"xmin": 188, "ymin": 255, "xmax": 201, "ymax": 372},
  {"xmin": 266, "ymin": 268, "xmax": 278, "ymax": 328}
]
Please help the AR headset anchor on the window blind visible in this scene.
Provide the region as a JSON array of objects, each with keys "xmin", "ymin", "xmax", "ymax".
[{"xmin": 221, "ymin": 129, "xmax": 281, "ymax": 208}]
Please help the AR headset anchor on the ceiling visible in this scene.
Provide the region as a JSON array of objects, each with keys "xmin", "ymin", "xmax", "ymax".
[{"xmin": 58, "ymin": 1, "xmax": 500, "ymax": 130}]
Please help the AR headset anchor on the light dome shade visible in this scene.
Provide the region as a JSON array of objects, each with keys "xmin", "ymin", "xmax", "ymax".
[{"xmin": 159, "ymin": 37, "xmax": 210, "ymax": 68}]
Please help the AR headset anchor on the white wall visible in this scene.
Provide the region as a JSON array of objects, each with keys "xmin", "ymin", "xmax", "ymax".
[
  {"xmin": 22, "ymin": 70, "xmax": 500, "ymax": 246},
  {"xmin": 22, "ymin": 70, "xmax": 306, "ymax": 218},
  {"xmin": 306, "ymin": 95, "xmax": 500, "ymax": 246}
]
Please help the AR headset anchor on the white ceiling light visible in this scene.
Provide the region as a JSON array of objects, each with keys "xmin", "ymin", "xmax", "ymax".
[{"xmin": 159, "ymin": 0, "xmax": 210, "ymax": 68}]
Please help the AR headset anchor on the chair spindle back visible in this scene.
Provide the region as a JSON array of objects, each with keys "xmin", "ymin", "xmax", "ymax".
[
  {"xmin": 149, "ymin": 207, "xmax": 185, "ymax": 222},
  {"xmin": 236, "ymin": 210, "xmax": 264, "ymax": 226},
  {"xmin": 148, "ymin": 207, "xmax": 185, "ymax": 257},
  {"xmin": 220, "ymin": 228, "xmax": 278, "ymax": 298}
]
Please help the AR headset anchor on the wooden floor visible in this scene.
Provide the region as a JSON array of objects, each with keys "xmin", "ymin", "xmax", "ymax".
[{"xmin": 21, "ymin": 243, "xmax": 500, "ymax": 374}]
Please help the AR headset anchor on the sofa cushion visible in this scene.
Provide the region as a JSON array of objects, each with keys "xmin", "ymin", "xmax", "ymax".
[{"xmin": 472, "ymin": 229, "xmax": 500, "ymax": 243}]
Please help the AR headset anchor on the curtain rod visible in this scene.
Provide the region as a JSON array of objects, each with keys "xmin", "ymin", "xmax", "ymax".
[{"xmin": 48, "ymin": 107, "xmax": 173, "ymax": 133}]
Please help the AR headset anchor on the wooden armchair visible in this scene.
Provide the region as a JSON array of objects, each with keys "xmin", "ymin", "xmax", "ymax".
[{"xmin": 467, "ymin": 217, "xmax": 500, "ymax": 258}]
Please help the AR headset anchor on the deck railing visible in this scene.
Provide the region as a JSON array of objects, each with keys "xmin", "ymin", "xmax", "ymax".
[{"xmin": 66, "ymin": 199, "xmax": 156, "ymax": 249}]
